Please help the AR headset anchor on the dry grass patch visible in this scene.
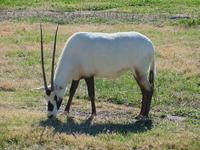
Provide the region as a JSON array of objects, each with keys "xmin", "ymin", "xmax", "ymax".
[
  {"xmin": 0, "ymin": 22, "xmax": 16, "ymax": 36},
  {"xmin": 0, "ymin": 102, "xmax": 199, "ymax": 150},
  {"xmin": 0, "ymin": 102, "xmax": 140, "ymax": 149},
  {"xmin": 0, "ymin": 22, "xmax": 199, "ymax": 149},
  {"xmin": 158, "ymin": 44, "xmax": 200, "ymax": 75},
  {"xmin": 0, "ymin": 57, "xmax": 13, "ymax": 66},
  {"xmin": 0, "ymin": 79, "xmax": 39, "ymax": 91},
  {"xmin": 1, "ymin": 22, "xmax": 199, "ymax": 75}
]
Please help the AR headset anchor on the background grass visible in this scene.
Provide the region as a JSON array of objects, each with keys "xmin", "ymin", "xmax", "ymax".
[
  {"xmin": 1, "ymin": 0, "xmax": 200, "ymax": 15},
  {"xmin": 0, "ymin": 0, "xmax": 200, "ymax": 149},
  {"xmin": 1, "ymin": 0, "xmax": 200, "ymax": 27}
]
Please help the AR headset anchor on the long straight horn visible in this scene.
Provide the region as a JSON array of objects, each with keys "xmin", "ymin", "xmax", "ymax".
[
  {"xmin": 50, "ymin": 24, "xmax": 59, "ymax": 91},
  {"xmin": 40, "ymin": 24, "xmax": 49, "ymax": 93}
]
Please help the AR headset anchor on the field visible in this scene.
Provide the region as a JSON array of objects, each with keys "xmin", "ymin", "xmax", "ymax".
[{"xmin": 0, "ymin": 0, "xmax": 200, "ymax": 149}]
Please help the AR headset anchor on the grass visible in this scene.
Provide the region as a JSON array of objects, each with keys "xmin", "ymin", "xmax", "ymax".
[
  {"xmin": 1, "ymin": 0, "xmax": 200, "ymax": 15},
  {"xmin": 0, "ymin": 22, "xmax": 200, "ymax": 149},
  {"xmin": 0, "ymin": 106, "xmax": 199, "ymax": 149},
  {"xmin": 0, "ymin": 1, "xmax": 200, "ymax": 149},
  {"xmin": 1, "ymin": 0, "xmax": 200, "ymax": 27}
]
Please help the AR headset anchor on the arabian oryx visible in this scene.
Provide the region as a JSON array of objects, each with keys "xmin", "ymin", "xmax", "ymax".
[{"xmin": 40, "ymin": 24, "xmax": 155, "ymax": 119}]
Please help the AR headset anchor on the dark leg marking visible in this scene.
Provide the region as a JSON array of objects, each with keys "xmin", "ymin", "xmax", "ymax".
[
  {"xmin": 85, "ymin": 76, "xmax": 96, "ymax": 115},
  {"xmin": 146, "ymin": 70, "xmax": 154, "ymax": 116},
  {"xmin": 55, "ymin": 96, "xmax": 63, "ymax": 110},
  {"xmin": 134, "ymin": 71, "xmax": 153, "ymax": 118},
  {"xmin": 146, "ymin": 90, "xmax": 153, "ymax": 115},
  {"xmin": 64, "ymin": 80, "xmax": 80, "ymax": 113}
]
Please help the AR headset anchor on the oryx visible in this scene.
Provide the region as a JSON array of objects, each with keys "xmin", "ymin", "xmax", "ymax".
[{"xmin": 40, "ymin": 24, "xmax": 155, "ymax": 119}]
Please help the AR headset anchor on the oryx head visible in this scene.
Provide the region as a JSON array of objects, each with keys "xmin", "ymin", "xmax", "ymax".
[{"xmin": 40, "ymin": 24, "xmax": 62, "ymax": 118}]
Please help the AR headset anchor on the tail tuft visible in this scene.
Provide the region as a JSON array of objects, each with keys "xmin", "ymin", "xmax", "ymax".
[
  {"xmin": 149, "ymin": 70, "xmax": 154, "ymax": 89},
  {"xmin": 149, "ymin": 56, "xmax": 155, "ymax": 91}
]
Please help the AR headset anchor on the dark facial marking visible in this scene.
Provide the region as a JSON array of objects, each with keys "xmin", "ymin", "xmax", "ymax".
[
  {"xmin": 46, "ymin": 89, "xmax": 51, "ymax": 96},
  {"xmin": 54, "ymin": 95, "xmax": 63, "ymax": 110},
  {"xmin": 48, "ymin": 101, "xmax": 54, "ymax": 111},
  {"xmin": 47, "ymin": 95, "xmax": 63, "ymax": 112}
]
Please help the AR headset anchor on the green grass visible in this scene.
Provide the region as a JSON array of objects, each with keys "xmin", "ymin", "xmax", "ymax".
[
  {"xmin": 172, "ymin": 17, "xmax": 200, "ymax": 27},
  {"xmin": 0, "ymin": 22, "xmax": 200, "ymax": 149},
  {"xmin": 0, "ymin": 107, "xmax": 199, "ymax": 149},
  {"xmin": 1, "ymin": 0, "xmax": 200, "ymax": 27},
  {"xmin": 1, "ymin": 0, "xmax": 200, "ymax": 15}
]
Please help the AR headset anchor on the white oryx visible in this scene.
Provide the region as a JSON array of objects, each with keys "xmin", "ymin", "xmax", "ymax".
[{"xmin": 40, "ymin": 24, "xmax": 155, "ymax": 119}]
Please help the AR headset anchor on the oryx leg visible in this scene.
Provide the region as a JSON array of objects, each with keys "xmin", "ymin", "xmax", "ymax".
[
  {"xmin": 64, "ymin": 80, "xmax": 80, "ymax": 113},
  {"xmin": 134, "ymin": 71, "xmax": 153, "ymax": 119},
  {"xmin": 85, "ymin": 76, "xmax": 96, "ymax": 115}
]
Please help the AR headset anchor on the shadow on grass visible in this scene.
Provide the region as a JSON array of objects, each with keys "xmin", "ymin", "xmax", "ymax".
[{"xmin": 39, "ymin": 116, "xmax": 153, "ymax": 136}]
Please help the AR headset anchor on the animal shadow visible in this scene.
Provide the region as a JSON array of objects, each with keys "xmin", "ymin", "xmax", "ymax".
[{"xmin": 39, "ymin": 116, "xmax": 153, "ymax": 136}]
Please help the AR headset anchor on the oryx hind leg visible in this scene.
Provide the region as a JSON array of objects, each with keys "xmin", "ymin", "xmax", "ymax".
[{"xmin": 134, "ymin": 70, "xmax": 153, "ymax": 119}]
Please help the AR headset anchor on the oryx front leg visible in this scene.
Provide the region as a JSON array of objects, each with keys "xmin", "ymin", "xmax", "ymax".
[
  {"xmin": 64, "ymin": 80, "xmax": 80, "ymax": 114},
  {"xmin": 85, "ymin": 76, "xmax": 96, "ymax": 116}
]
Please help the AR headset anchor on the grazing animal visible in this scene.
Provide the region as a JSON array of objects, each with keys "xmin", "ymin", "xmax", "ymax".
[{"xmin": 40, "ymin": 24, "xmax": 155, "ymax": 119}]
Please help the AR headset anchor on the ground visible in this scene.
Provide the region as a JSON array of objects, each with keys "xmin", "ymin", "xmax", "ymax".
[{"xmin": 0, "ymin": 1, "xmax": 200, "ymax": 150}]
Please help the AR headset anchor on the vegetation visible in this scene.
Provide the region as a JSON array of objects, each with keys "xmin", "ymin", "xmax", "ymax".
[
  {"xmin": 1, "ymin": 0, "xmax": 200, "ymax": 27},
  {"xmin": 0, "ymin": 0, "xmax": 200, "ymax": 15},
  {"xmin": 0, "ymin": 0, "xmax": 200, "ymax": 149}
]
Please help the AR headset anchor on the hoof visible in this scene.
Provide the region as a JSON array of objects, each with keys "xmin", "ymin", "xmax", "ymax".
[
  {"xmin": 47, "ymin": 115, "xmax": 54, "ymax": 119},
  {"xmin": 92, "ymin": 112, "xmax": 97, "ymax": 116},
  {"xmin": 89, "ymin": 113, "xmax": 96, "ymax": 119},
  {"xmin": 47, "ymin": 115, "xmax": 57, "ymax": 120},
  {"xmin": 135, "ymin": 114, "xmax": 149, "ymax": 120},
  {"xmin": 91, "ymin": 114, "xmax": 96, "ymax": 118},
  {"xmin": 63, "ymin": 111, "xmax": 70, "ymax": 117}
]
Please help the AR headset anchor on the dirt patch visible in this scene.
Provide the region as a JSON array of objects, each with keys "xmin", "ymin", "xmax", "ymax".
[
  {"xmin": 58, "ymin": 100, "xmax": 139, "ymax": 124},
  {"xmin": 0, "ymin": 97, "xmax": 140, "ymax": 123},
  {"xmin": 38, "ymin": 100, "xmax": 153, "ymax": 136},
  {"xmin": 0, "ymin": 10, "xmax": 185, "ymax": 24},
  {"xmin": 166, "ymin": 115, "xmax": 185, "ymax": 122},
  {"xmin": 0, "ymin": 103, "xmax": 17, "ymax": 109}
]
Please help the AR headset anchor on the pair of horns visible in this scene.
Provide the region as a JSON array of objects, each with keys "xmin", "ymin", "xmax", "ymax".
[{"xmin": 40, "ymin": 24, "xmax": 59, "ymax": 95}]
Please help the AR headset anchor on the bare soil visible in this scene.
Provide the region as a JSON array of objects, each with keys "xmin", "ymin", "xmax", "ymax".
[{"xmin": 0, "ymin": 10, "xmax": 190, "ymax": 24}]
